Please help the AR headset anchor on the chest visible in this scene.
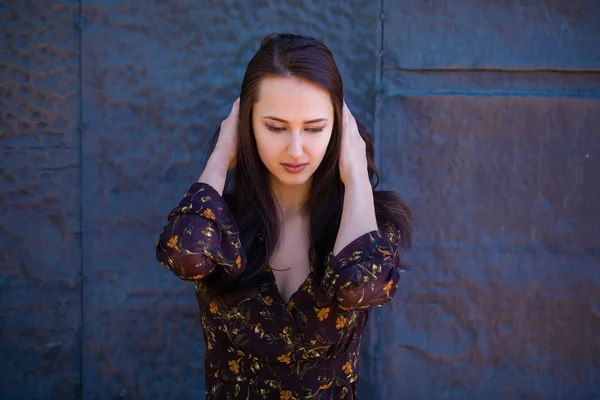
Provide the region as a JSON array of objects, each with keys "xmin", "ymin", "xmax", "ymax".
[{"xmin": 269, "ymin": 222, "xmax": 311, "ymax": 304}]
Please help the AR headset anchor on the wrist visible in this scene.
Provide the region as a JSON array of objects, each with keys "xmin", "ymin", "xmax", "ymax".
[
  {"xmin": 198, "ymin": 150, "xmax": 230, "ymax": 195},
  {"xmin": 208, "ymin": 149, "xmax": 232, "ymax": 172},
  {"xmin": 343, "ymin": 172, "xmax": 371, "ymax": 190}
]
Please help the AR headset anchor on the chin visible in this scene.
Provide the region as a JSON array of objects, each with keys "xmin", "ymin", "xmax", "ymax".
[{"xmin": 271, "ymin": 170, "xmax": 313, "ymax": 187}]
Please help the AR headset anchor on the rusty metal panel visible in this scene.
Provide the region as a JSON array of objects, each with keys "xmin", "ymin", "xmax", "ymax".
[
  {"xmin": 383, "ymin": 70, "xmax": 600, "ymax": 98},
  {"xmin": 378, "ymin": 95, "xmax": 600, "ymax": 398},
  {"xmin": 0, "ymin": 0, "xmax": 82, "ymax": 399},
  {"xmin": 382, "ymin": 0, "xmax": 600, "ymax": 69},
  {"xmin": 379, "ymin": 0, "xmax": 600, "ymax": 397},
  {"xmin": 79, "ymin": 1, "xmax": 379, "ymax": 398},
  {"xmin": 4, "ymin": 0, "xmax": 598, "ymax": 398}
]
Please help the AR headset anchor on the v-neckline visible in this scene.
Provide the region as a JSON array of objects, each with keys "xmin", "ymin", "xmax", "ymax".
[{"xmin": 266, "ymin": 265, "xmax": 313, "ymax": 307}]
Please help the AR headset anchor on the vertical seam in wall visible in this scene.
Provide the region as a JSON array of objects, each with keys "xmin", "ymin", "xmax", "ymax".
[
  {"xmin": 373, "ymin": 0, "xmax": 385, "ymax": 177},
  {"xmin": 77, "ymin": 0, "xmax": 84, "ymax": 398},
  {"xmin": 369, "ymin": 1, "xmax": 385, "ymax": 398}
]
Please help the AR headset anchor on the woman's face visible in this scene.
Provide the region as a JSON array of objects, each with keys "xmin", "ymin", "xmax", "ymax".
[{"xmin": 252, "ymin": 75, "xmax": 334, "ymax": 187}]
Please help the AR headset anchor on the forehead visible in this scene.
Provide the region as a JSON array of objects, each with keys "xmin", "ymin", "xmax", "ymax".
[{"xmin": 254, "ymin": 76, "xmax": 333, "ymax": 120}]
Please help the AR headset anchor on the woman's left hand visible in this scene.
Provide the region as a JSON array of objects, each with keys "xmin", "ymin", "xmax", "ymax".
[{"xmin": 339, "ymin": 102, "xmax": 369, "ymax": 185}]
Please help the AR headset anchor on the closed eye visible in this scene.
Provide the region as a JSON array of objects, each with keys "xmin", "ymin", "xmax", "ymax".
[
  {"xmin": 265, "ymin": 125, "xmax": 325, "ymax": 133},
  {"xmin": 266, "ymin": 125, "xmax": 285, "ymax": 132}
]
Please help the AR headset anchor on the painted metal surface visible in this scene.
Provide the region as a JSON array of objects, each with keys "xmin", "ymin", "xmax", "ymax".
[
  {"xmin": 1, "ymin": 1, "xmax": 82, "ymax": 398},
  {"xmin": 1, "ymin": 0, "xmax": 598, "ymax": 398}
]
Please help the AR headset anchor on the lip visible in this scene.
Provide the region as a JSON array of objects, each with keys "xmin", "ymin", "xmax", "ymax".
[{"xmin": 281, "ymin": 163, "xmax": 308, "ymax": 173}]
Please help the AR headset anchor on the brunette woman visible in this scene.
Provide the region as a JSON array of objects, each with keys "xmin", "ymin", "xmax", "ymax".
[{"xmin": 156, "ymin": 33, "xmax": 412, "ymax": 399}]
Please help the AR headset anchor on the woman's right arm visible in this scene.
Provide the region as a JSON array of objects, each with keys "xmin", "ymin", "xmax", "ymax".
[
  {"xmin": 156, "ymin": 98, "xmax": 243, "ymax": 281},
  {"xmin": 155, "ymin": 170, "xmax": 246, "ymax": 280}
]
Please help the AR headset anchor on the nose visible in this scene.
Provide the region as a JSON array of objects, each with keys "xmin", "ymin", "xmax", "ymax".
[{"xmin": 288, "ymin": 131, "xmax": 303, "ymax": 158}]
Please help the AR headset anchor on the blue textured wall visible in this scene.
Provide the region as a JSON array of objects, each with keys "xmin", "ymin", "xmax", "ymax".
[
  {"xmin": 1, "ymin": 0, "xmax": 599, "ymax": 399},
  {"xmin": 377, "ymin": 1, "xmax": 600, "ymax": 399},
  {"xmin": 1, "ymin": 1, "xmax": 82, "ymax": 398}
]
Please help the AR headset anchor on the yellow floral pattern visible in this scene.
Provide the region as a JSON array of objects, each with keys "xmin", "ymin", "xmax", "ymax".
[
  {"xmin": 156, "ymin": 182, "xmax": 404, "ymax": 399},
  {"xmin": 280, "ymin": 390, "xmax": 295, "ymax": 400},
  {"xmin": 228, "ymin": 360, "xmax": 240, "ymax": 374},
  {"xmin": 202, "ymin": 208, "xmax": 216, "ymax": 220},
  {"xmin": 277, "ymin": 354, "xmax": 291, "ymax": 364},
  {"xmin": 315, "ymin": 306, "xmax": 330, "ymax": 322},
  {"xmin": 166, "ymin": 235, "xmax": 178, "ymax": 248},
  {"xmin": 209, "ymin": 301, "xmax": 218, "ymax": 314},
  {"xmin": 342, "ymin": 362, "xmax": 353, "ymax": 374},
  {"xmin": 382, "ymin": 280, "xmax": 394, "ymax": 296}
]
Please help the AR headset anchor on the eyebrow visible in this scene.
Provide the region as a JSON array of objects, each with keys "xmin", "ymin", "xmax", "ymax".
[{"xmin": 262, "ymin": 116, "xmax": 328, "ymax": 124}]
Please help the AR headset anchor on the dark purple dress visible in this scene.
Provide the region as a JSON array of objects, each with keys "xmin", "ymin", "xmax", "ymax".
[{"xmin": 156, "ymin": 182, "xmax": 403, "ymax": 399}]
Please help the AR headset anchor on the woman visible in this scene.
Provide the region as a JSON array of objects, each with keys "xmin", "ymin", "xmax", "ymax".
[{"xmin": 156, "ymin": 33, "xmax": 412, "ymax": 399}]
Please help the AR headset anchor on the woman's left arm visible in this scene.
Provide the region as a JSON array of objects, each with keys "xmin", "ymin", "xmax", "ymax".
[
  {"xmin": 323, "ymin": 176, "xmax": 402, "ymax": 310},
  {"xmin": 320, "ymin": 103, "xmax": 402, "ymax": 310},
  {"xmin": 332, "ymin": 176, "xmax": 378, "ymax": 256}
]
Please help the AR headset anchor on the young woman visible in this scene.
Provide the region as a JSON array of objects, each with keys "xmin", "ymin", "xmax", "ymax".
[{"xmin": 156, "ymin": 33, "xmax": 412, "ymax": 399}]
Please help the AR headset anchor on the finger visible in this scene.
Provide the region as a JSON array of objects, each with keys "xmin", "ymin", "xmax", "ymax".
[
  {"xmin": 228, "ymin": 102, "xmax": 240, "ymax": 120},
  {"xmin": 341, "ymin": 104, "xmax": 349, "ymax": 138},
  {"xmin": 343, "ymin": 102, "xmax": 351, "ymax": 119},
  {"xmin": 231, "ymin": 97, "xmax": 240, "ymax": 112},
  {"xmin": 343, "ymin": 107, "xmax": 358, "ymax": 140},
  {"xmin": 344, "ymin": 104, "xmax": 357, "ymax": 131},
  {"xmin": 346, "ymin": 106, "xmax": 355, "ymax": 122},
  {"xmin": 342, "ymin": 103, "xmax": 359, "ymax": 141}
]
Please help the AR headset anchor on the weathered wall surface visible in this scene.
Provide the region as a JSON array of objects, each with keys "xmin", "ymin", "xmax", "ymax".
[
  {"xmin": 376, "ymin": 1, "xmax": 600, "ymax": 399},
  {"xmin": 1, "ymin": 0, "xmax": 598, "ymax": 399},
  {"xmin": 1, "ymin": 1, "xmax": 82, "ymax": 398}
]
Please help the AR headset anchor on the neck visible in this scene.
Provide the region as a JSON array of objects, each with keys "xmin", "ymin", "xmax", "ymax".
[{"xmin": 270, "ymin": 176, "xmax": 311, "ymax": 221}]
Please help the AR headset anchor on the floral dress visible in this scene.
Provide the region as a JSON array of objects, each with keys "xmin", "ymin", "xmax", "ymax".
[{"xmin": 155, "ymin": 182, "xmax": 403, "ymax": 399}]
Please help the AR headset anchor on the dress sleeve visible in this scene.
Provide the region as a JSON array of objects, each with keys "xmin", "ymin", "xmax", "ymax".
[
  {"xmin": 317, "ymin": 221, "xmax": 403, "ymax": 310},
  {"xmin": 155, "ymin": 182, "xmax": 246, "ymax": 281}
]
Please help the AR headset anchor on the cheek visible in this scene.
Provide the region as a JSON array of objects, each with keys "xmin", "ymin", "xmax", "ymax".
[
  {"xmin": 254, "ymin": 134, "xmax": 268, "ymax": 163},
  {"xmin": 313, "ymin": 131, "xmax": 333, "ymax": 157},
  {"xmin": 254, "ymin": 132, "xmax": 278, "ymax": 166}
]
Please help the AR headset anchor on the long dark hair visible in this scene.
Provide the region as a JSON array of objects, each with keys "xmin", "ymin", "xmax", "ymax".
[{"xmin": 202, "ymin": 33, "xmax": 412, "ymax": 300}]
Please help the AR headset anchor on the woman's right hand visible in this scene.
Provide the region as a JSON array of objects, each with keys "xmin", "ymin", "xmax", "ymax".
[{"xmin": 214, "ymin": 97, "xmax": 240, "ymax": 171}]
